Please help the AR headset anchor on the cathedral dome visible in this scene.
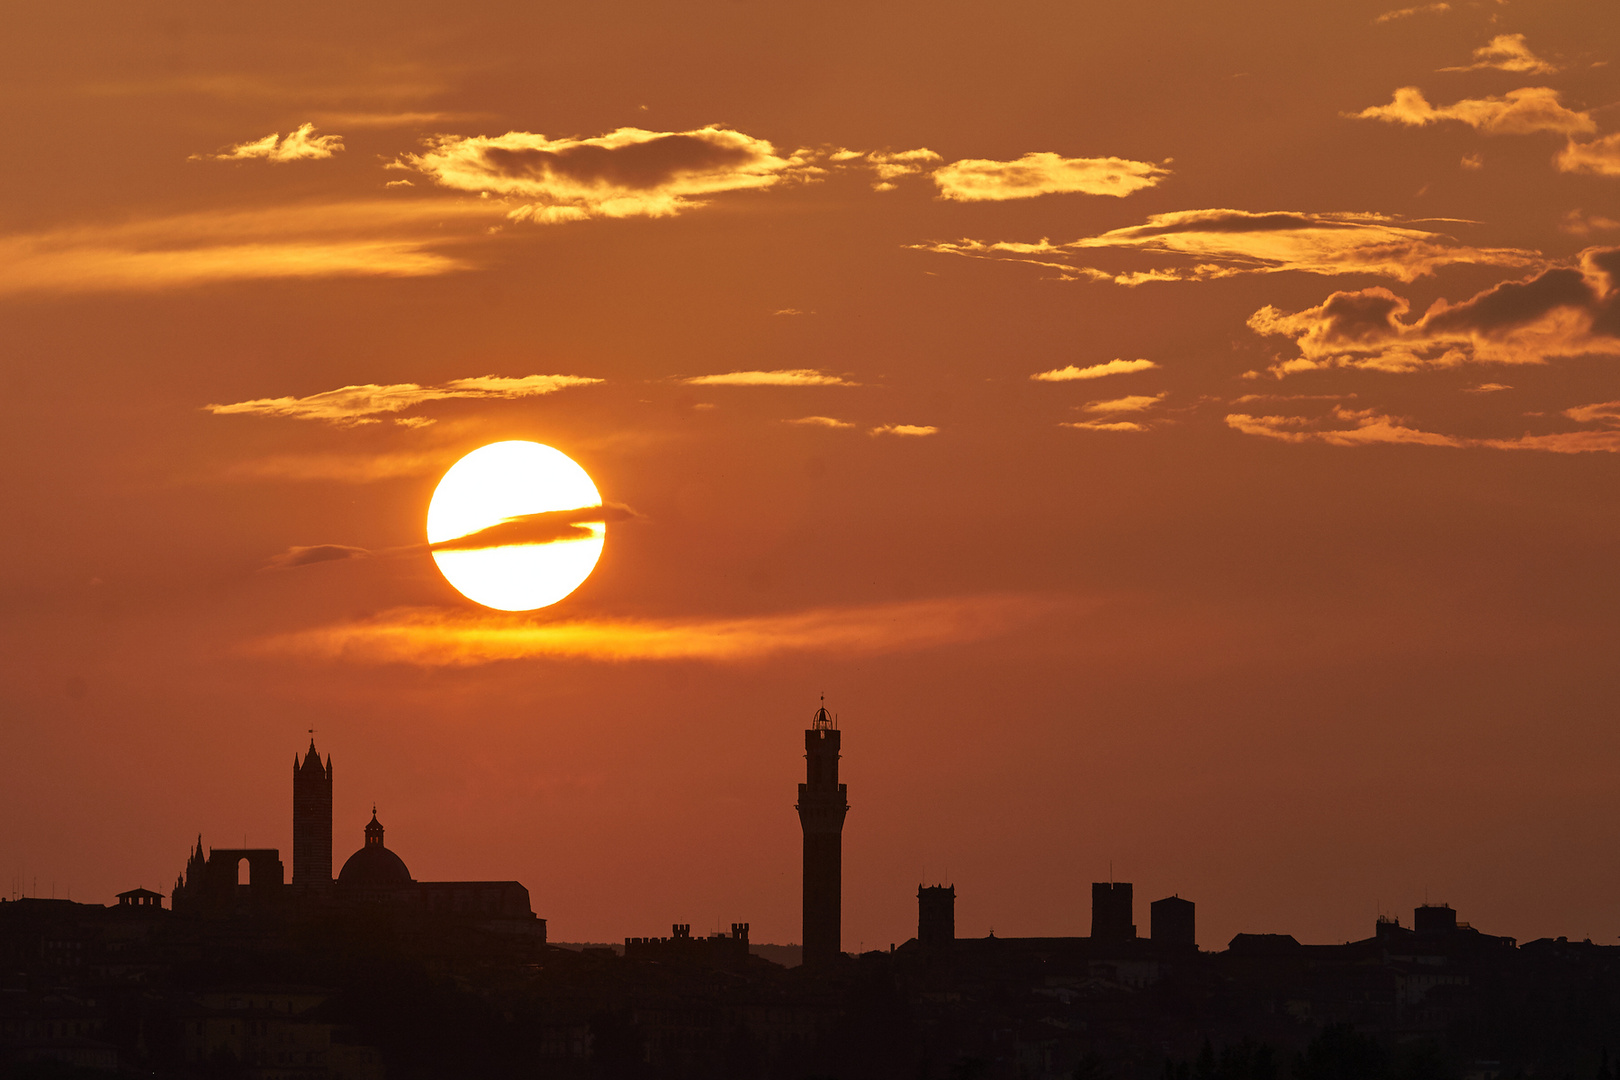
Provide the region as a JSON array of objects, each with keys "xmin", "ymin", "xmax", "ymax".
[{"xmin": 337, "ymin": 811, "xmax": 413, "ymax": 890}]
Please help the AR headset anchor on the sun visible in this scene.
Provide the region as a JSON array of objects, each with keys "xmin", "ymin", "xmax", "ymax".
[{"xmin": 426, "ymin": 441, "xmax": 605, "ymax": 612}]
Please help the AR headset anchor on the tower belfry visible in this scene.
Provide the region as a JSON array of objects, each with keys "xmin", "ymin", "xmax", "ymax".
[
  {"xmin": 292, "ymin": 739, "xmax": 333, "ymax": 890},
  {"xmin": 796, "ymin": 699, "xmax": 849, "ymax": 968}
]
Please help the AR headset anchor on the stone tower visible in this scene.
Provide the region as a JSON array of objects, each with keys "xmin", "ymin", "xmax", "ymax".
[
  {"xmin": 796, "ymin": 701, "xmax": 849, "ymax": 968},
  {"xmin": 292, "ymin": 739, "xmax": 333, "ymax": 890},
  {"xmin": 918, "ymin": 884, "xmax": 956, "ymax": 950}
]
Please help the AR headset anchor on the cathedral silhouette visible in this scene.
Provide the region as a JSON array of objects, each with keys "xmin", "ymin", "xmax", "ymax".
[{"xmin": 170, "ymin": 740, "xmax": 541, "ymax": 936}]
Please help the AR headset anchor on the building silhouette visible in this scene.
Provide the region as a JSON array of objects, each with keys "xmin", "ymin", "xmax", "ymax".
[
  {"xmin": 918, "ymin": 884, "xmax": 955, "ymax": 950},
  {"xmin": 292, "ymin": 739, "xmax": 333, "ymax": 891},
  {"xmin": 1151, "ymin": 894, "xmax": 1196, "ymax": 949},
  {"xmin": 1091, "ymin": 881, "xmax": 1135, "ymax": 943},
  {"xmin": 796, "ymin": 701, "xmax": 848, "ymax": 968},
  {"xmin": 170, "ymin": 739, "xmax": 541, "ymax": 934}
]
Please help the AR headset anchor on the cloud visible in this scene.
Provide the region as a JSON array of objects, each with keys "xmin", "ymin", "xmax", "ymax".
[
  {"xmin": 1226, "ymin": 404, "xmax": 1620, "ymax": 454},
  {"xmin": 428, "ymin": 504, "xmax": 639, "ymax": 552},
  {"xmin": 870, "ymin": 424, "xmax": 939, "ymax": 437},
  {"xmin": 1226, "ymin": 407, "xmax": 1462, "ymax": 447},
  {"xmin": 1083, "ymin": 393, "xmax": 1165, "ymax": 414},
  {"xmin": 400, "ymin": 126, "xmax": 814, "ymax": 222},
  {"xmin": 1352, "ymin": 86, "xmax": 1595, "ymax": 136},
  {"xmin": 220, "ymin": 451, "xmax": 452, "ymax": 484},
  {"xmin": 1031, "ymin": 358, "xmax": 1159, "ymax": 381},
  {"xmin": 917, "ymin": 209, "xmax": 1541, "ymax": 285},
  {"xmin": 1464, "ymin": 382, "xmax": 1513, "ymax": 393},
  {"xmin": 1461, "ymin": 152, "xmax": 1485, "ymax": 170},
  {"xmin": 206, "ymin": 374, "xmax": 600, "ymax": 424},
  {"xmin": 249, "ymin": 594, "xmax": 1058, "ymax": 665},
  {"xmin": 1061, "ymin": 420, "xmax": 1147, "ymax": 433},
  {"xmin": 1247, "ymin": 247, "xmax": 1620, "ymax": 375},
  {"xmin": 1439, "ymin": 34, "xmax": 1558, "ymax": 74},
  {"xmin": 825, "ymin": 147, "xmax": 941, "ymax": 191},
  {"xmin": 861, "ymin": 148, "xmax": 944, "ymax": 191},
  {"xmin": 1557, "ymin": 134, "xmax": 1620, "ymax": 177},
  {"xmin": 196, "ymin": 123, "xmax": 344, "ymax": 162},
  {"xmin": 261, "ymin": 544, "xmax": 371, "ymax": 571},
  {"xmin": 784, "ymin": 415, "xmax": 855, "ymax": 428},
  {"xmin": 0, "ymin": 199, "xmax": 497, "ymax": 296},
  {"xmin": 310, "ymin": 111, "xmax": 487, "ymax": 129},
  {"xmin": 1561, "ymin": 209, "xmax": 1620, "ymax": 236},
  {"xmin": 932, "ymin": 153, "xmax": 1171, "ymax": 201},
  {"xmin": 1230, "ymin": 393, "xmax": 1354, "ymax": 404},
  {"xmin": 1373, "ymin": 2, "xmax": 1449, "ymax": 23},
  {"xmin": 1563, "ymin": 399, "xmax": 1620, "ymax": 424},
  {"xmin": 682, "ymin": 369, "xmax": 857, "ymax": 387}
]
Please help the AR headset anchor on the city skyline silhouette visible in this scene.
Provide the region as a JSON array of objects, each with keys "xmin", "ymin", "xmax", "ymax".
[{"xmin": 3, "ymin": 0, "xmax": 1619, "ymax": 1074}]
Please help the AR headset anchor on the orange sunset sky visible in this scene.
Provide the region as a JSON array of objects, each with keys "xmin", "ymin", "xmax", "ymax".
[{"xmin": 3, "ymin": 0, "xmax": 1619, "ymax": 951}]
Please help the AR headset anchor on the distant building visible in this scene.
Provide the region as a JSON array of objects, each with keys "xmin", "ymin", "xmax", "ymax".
[
  {"xmin": 1150, "ymin": 895, "xmax": 1195, "ymax": 949},
  {"xmin": 170, "ymin": 739, "xmax": 542, "ymax": 938},
  {"xmin": 291, "ymin": 740, "xmax": 333, "ymax": 891},
  {"xmin": 625, "ymin": 923, "xmax": 752, "ymax": 970},
  {"xmin": 114, "ymin": 888, "xmax": 164, "ymax": 911},
  {"xmin": 1091, "ymin": 882, "xmax": 1135, "ymax": 943},
  {"xmin": 796, "ymin": 702, "xmax": 848, "ymax": 968},
  {"xmin": 1415, "ymin": 903, "xmax": 1457, "ymax": 935},
  {"xmin": 918, "ymin": 885, "xmax": 955, "ymax": 950}
]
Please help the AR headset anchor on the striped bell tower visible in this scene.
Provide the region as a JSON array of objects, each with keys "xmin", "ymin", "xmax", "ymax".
[{"xmin": 292, "ymin": 738, "xmax": 333, "ymax": 890}]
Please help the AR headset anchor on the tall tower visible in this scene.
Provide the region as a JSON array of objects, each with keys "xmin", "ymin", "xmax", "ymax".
[
  {"xmin": 796, "ymin": 701, "xmax": 849, "ymax": 968},
  {"xmin": 1091, "ymin": 881, "xmax": 1135, "ymax": 943},
  {"xmin": 292, "ymin": 739, "xmax": 333, "ymax": 890}
]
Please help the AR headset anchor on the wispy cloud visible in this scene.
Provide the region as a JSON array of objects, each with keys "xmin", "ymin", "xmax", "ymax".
[
  {"xmin": 261, "ymin": 544, "xmax": 371, "ymax": 571},
  {"xmin": 220, "ymin": 450, "xmax": 453, "ymax": 484},
  {"xmin": 682, "ymin": 369, "xmax": 857, "ymax": 387},
  {"xmin": 1247, "ymin": 247, "xmax": 1620, "ymax": 376},
  {"xmin": 1352, "ymin": 86, "xmax": 1594, "ymax": 136},
  {"xmin": 932, "ymin": 153, "xmax": 1171, "ymax": 201},
  {"xmin": 831, "ymin": 148, "xmax": 943, "ymax": 192},
  {"xmin": 1061, "ymin": 420, "xmax": 1147, "ymax": 433},
  {"xmin": 1558, "ymin": 134, "xmax": 1620, "ymax": 177},
  {"xmin": 1083, "ymin": 393, "xmax": 1165, "ymax": 414},
  {"xmin": 1031, "ymin": 359, "xmax": 1159, "ymax": 381},
  {"xmin": 0, "ymin": 199, "xmax": 498, "ymax": 296},
  {"xmin": 1226, "ymin": 405, "xmax": 1620, "ymax": 454},
  {"xmin": 784, "ymin": 415, "xmax": 855, "ymax": 428},
  {"xmin": 194, "ymin": 122, "xmax": 344, "ymax": 162},
  {"xmin": 1561, "ymin": 209, "xmax": 1620, "ymax": 236},
  {"xmin": 400, "ymin": 126, "xmax": 815, "ymax": 222},
  {"xmin": 1374, "ymin": 2, "xmax": 1449, "ymax": 23},
  {"xmin": 206, "ymin": 374, "xmax": 600, "ymax": 425},
  {"xmin": 1230, "ymin": 393, "xmax": 1354, "ymax": 404},
  {"xmin": 250, "ymin": 595, "xmax": 1058, "ymax": 665},
  {"xmin": 1439, "ymin": 34, "xmax": 1559, "ymax": 74},
  {"xmin": 310, "ymin": 111, "xmax": 487, "ymax": 129},
  {"xmin": 915, "ymin": 209, "xmax": 1540, "ymax": 285},
  {"xmin": 870, "ymin": 423, "xmax": 938, "ymax": 437}
]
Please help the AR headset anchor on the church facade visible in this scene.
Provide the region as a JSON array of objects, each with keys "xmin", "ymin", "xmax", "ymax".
[{"xmin": 171, "ymin": 740, "xmax": 542, "ymax": 939}]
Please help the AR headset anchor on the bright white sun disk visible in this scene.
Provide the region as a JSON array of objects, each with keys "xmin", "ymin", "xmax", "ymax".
[{"xmin": 426, "ymin": 441, "xmax": 604, "ymax": 611}]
